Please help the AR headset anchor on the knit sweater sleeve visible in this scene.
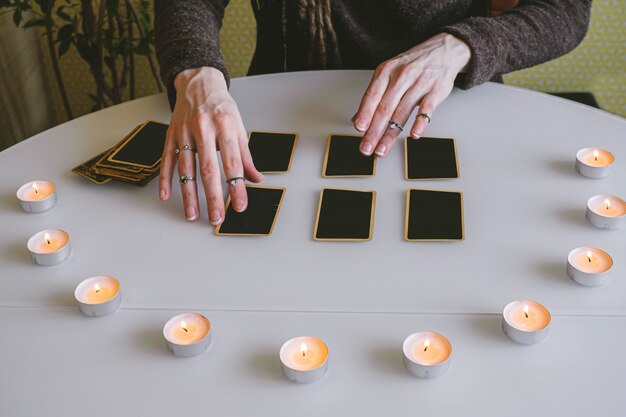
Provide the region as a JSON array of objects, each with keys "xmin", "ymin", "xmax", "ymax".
[
  {"xmin": 442, "ymin": 0, "xmax": 591, "ymax": 89},
  {"xmin": 154, "ymin": 0, "xmax": 230, "ymax": 108}
]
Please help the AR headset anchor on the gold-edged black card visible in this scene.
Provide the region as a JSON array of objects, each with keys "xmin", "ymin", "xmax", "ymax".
[
  {"xmin": 72, "ymin": 151, "xmax": 113, "ymax": 184},
  {"xmin": 405, "ymin": 137, "xmax": 459, "ymax": 180},
  {"xmin": 314, "ymin": 188, "xmax": 376, "ymax": 241},
  {"xmin": 215, "ymin": 186, "xmax": 286, "ymax": 236},
  {"xmin": 248, "ymin": 131, "xmax": 298, "ymax": 173},
  {"xmin": 322, "ymin": 134, "xmax": 376, "ymax": 177},
  {"xmin": 107, "ymin": 120, "xmax": 168, "ymax": 169},
  {"xmin": 405, "ymin": 189, "xmax": 464, "ymax": 241}
]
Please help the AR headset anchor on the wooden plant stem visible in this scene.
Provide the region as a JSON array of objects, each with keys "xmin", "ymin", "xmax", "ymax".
[
  {"xmin": 45, "ymin": 0, "xmax": 74, "ymax": 119},
  {"xmin": 127, "ymin": 0, "xmax": 163, "ymax": 92}
]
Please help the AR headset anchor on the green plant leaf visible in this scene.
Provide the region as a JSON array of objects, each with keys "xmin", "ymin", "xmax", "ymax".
[
  {"xmin": 56, "ymin": 6, "xmax": 72, "ymax": 21},
  {"xmin": 34, "ymin": 0, "xmax": 50, "ymax": 12},
  {"xmin": 23, "ymin": 18, "xmax": 47, "ymax": 28},
  {"xmin": 76, "ymin": 38, "xmax": 97, "ymax": 67},
  {"xmin": 12, "ymin": 8, "xmax": 22, "ymax": 26},
  {"xmin": 57, "ymin": 23, "xmax": 74, "ymax": 42},
  {"xmin": 58, "ymin": 37, "xmax": 71, "ymax": 57}
]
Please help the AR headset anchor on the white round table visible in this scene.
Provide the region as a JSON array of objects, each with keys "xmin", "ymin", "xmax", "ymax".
[{"xmin": 1, "ymin": 71, "xmax": 624, "ymax": 416}]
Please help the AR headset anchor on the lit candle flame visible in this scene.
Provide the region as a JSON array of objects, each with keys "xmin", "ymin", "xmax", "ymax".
[
  {"xmin": 94, "ymin": 283, "xmax": 101, "ymax": 293},
  {"xmin": 423, "ymin": 339, "xmax": 430, "ymax": 352},
  {"xmin": 586, "ymin": 251, "xmax": 593, "ymax": 263},
  {"xmin": 593, "ymin": 150, "xmax": 599, "ymax": 161},
  {"xmin": 32, "ymin": 182, "xmax": 39, "ymax": 194},
  {"xmin": 604, "ymin": 199, "xmax": 611, "ymax": 211},
  {"xmin": 523, "ymin": 305, "xmax": 529, "ymax": 319},
  {"xmin": 300, "ymin": 343, "xmax": 308, "ymax": 357},
  {"xmin": 180, "ymin": 321, "xmax": 188, "ymax": 333},
  {"xmin": 44, "ymin": 232, "xmax": 51, "ymax": 246}
]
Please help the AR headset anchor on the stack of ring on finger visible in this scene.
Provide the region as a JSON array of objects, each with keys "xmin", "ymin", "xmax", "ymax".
[
  {"xmin": 226, "ymin": 177, "xmax": 246, "ymax": 186},
  {"xmin": 179, "ymin": 175, "xmax": 196, "ymax": 184},
  {"xmin": 416, "ymin": 113, "xmax": 431, "ymax": 123},
  {"xmin": 388, "ymin": 120, "xmax": 404, "ymax": 130},
  {"xmin": 174, "ymin": 144, "xmax": 196, "ymax": 156}
]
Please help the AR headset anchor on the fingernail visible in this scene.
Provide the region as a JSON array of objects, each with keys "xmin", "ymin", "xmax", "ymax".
[
  {"xmin": 234, "ymin": 198, "xmax": 246, "ymax": 212},
  {"xmin": 356, "ymin": 119, "xmax": 367, "ymax": 131},
  {"xmin": 210, "ymin": 210, "xmax": 222, "ymax": 225},
  {"xmin": 375, "ymin": 145, "xmax": 386, "ymax": 156},
  {"xmin": 411, "ymin": 132, "xmax": 420, "ymax": 139},
  {"xmin": 361, "ymin": 142, "xmax": 373, "ymax": 155},
  {"xmin": 186, "ymin": 206, "xmax": 197, "ymax": 221},
  {"xmin": 160, "ymin": 189, "xmax": 166, "ymax": 200}
]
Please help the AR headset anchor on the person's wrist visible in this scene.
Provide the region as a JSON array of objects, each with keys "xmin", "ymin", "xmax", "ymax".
[
  {"xmin": 174, "ymin": 66, "xmax": 226, "ymax": 91},
  {"xmin": 443, "ymin": 33, "xmax": 471, "ymax": 73}
]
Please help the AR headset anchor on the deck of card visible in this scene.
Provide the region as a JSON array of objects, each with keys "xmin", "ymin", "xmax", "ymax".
[{"xmin": 72, "ymin": 121, "xmax": 168, "ymax": 186}]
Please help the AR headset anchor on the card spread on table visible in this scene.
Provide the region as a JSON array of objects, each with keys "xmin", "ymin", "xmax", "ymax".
[
  {"xmin": 72, "ymin": 120, "xmax": 167, "ymax": 186},
  {"xmin": 405, "ymin": 137, "xmax": 459, "ymax": 180},
  {"xmin": 405, "ymin": 189, "xmax": 464, "ymax": 241},
  {"xmin": 108, "ymin": 121, "xmax": 168, "ymax": 169},
  {"xmin": 314, "ymin": 188, "xmax": 376, "ymax": 241},
  {"xmin": 248, "ymin": 131, "xmax": 298, "ymax": 173},
  {"xmin": 215, "ymin": 186, "xmax": 286, "ymax": 236},
  {"xmin": 323, "ymin": 134, "xmax": 376, "ymax": 177}
]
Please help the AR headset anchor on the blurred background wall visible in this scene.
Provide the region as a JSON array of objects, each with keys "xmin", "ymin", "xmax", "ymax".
[{"xmin": 0, "ymin": 0, "xmax": 624, "ymax": 151}]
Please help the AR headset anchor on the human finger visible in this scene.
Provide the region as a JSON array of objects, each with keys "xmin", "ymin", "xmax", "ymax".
[
  {"xmin": 176, "ymin": 129, "xmax": 200, "ymax": 221},
  {"xmin": 238, "ymin": 135, "xmax": 264, "ymax": 183},
  {"xmin": 216, "ymin": 120, "xmax": 248, "ymax": 213},
  {"xmin": 352, "ymin": 63, "xmax": 391, "ymax": 132},
  {"xmin": 159, "ymin": 126, "xmax": 178, "ymax": 201},
  {"xmin": 409, "ymin": 83, "xmax": 450, "ymax": 139}
]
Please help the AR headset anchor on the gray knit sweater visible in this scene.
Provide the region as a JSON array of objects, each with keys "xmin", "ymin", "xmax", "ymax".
[{"xmin": 154, "ymin": 0, "xmax": 591, "ymax": 108}]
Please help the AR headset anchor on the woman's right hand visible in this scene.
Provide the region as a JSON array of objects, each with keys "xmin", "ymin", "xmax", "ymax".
[{"xmin": 159, "ymin": 67, "xmax": 264, "ymax": 224}]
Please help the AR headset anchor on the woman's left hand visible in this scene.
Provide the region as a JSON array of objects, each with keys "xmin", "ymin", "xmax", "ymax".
[{"xmin": 352, "ymin": 33, "xmax": 471, "ymax": 157}]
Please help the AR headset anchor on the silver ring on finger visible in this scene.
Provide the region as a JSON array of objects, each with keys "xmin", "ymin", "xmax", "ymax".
[
  {"xmin": 179, "ymin": 175, "xmax": 197, "ymax": 184},
  {"xmin": 174, "ymin": 145, "xmax": 196, "ymax": 156},
  {"xmin": 388, "ymin": 120, "xmax": 404, "ymax": 130},
  {"xmin": 416, "ymin": 113, "xmax": 431, "ymax": 123},
  {"xmin": 226, "ymin": 177, "xmax": 246, "ymax": 186}
]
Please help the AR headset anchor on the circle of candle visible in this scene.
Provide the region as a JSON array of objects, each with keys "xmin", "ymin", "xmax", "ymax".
[
  {"xmin": 585, "ymin": 194, "xmax": 626, "ymax": 230},
  {"xmin": 26, "ymin": 229, "xmax": 71, "ymax": 265},
  {"xmin": 502, "ymin": 300, "xmax": 551, "ymax": 344},
  {"xmin": 575, "ymin": 148, "xmax": 615, "ymax": 179},
  {"xmin": 16, "ymin": 180, "xmax": 57, "ymax": 213},
  {"xmin": 566, "ymin": 247, "xmax": 613, "ymax": 286},
  {"xmin": 402, "ymin": 331, "xmax": 452, "ymax": 378},
  {"xmin": 74, "ymin": 275, "xmax": 122, "ymax": 317},
  {"xmin": 279, "ymin": 336, "xmax": 329, "ymax": 383},
  {"xmin": 163, "ymin": 313, "xmax": 212, "ymax": 357}
]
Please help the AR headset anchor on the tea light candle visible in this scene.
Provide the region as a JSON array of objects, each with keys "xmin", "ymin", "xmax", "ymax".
[
  {"xmin": 575, "ymin": 148, "xmax": 615, "ymax": 179},
  {"xmin": 27, "ymin": 229, "xmax": 71, "ymax": 265},
  {"xmin": 17, "ymin": 180, "xmax": 57, "ymax": 213},
  {"xmin": 585, "ymin": 194, "xmax": 626, "ymax": 230},
  {"xmin": 402, "ymin": 331, "xmax": 452, "ymax": 378},
  {"xmin": 279, "ymin": 336, "xmax": 329, "ymax": 383},
  {"xmin": 566, "ymin": 247, "xmax": 613, "ymax": 286},
  {"xmin": 74, "ymin": 275, "xmax": 122, "ymax": 317},
  {"xmin": 163, "ymin": 313, "xmax": 212, "ymax": 357},
  {"xmin": 502, "ymin": 300, "xmax": 551, "ymax": 344}
]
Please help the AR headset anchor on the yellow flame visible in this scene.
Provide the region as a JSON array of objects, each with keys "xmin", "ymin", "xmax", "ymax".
[
  {"xmin": 44, "ymin": 232, "xmax": 51, "ymax": 245},
  {"xmin": 523, "ymin": 305, "xmax": 529, "ymax": 318},
  {"xmin": 32, "ymin": 182, "xmax": 39, "ymax": 194},
  {"xmin": 94, "ymin": 283, "xmax": 101, "ymax": 293},
  {"xmin": 586, "ymin": 251, "xmax": 593, "ymax": 263},
  {"xmin": 424, "ymin": 339, "xmax": 430, "ymax": 352},
  {"xmin": 300, "ymin": 343, "xmax": 308, "ymax": 357},
  {"xmin": 180, "ymin": 321, "xmax": 188, "ymax": 333},
  {"xmin": 593, "ymin": 150, "xmax": 600, "ymax": 161},
  {"xmin": 604, "ymin": 199, "xmax": 611, "ymax": 210}
]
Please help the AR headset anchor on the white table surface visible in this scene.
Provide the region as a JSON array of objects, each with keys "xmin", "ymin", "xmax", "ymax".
[{"xmin": 1, "ymin": 71, "xmax": 625, "ymax": 416}]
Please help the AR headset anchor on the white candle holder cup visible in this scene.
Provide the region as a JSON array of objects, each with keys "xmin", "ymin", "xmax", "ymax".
[
  {"xmin": 502, "ymin": 300, "xmax": 551, "ymax": 345},
  {"xmin": 402, "ymin": 332, "xmax": 452, "ymax": 378},
  {"xmin": 566, "ymin": 247, "xmax": 613, "ymax": 286},
  {"xmin": 17, "ymin": 180, "xmax": 57, "ymax": 213},
  {"xmin": 163, "ymin": 313, "xmax": 212, "ymax": 358},
  {"xmin": 74, "ymin": 276, "xmax": 122, "ymax": 317},
  {"xmin": 585, "ymin": 195, "xmax": 626, "ymax": 230},
  {"xmin": 575, "ymin": 148, "xmax": 615, "ymax": 179},
  {"xmin": 279, "ymin": 336, "xmax": 329, "ymax": 383},
  {"xmin": 27, "ymin": 229, "xmax": 71, "ymax": 266}
]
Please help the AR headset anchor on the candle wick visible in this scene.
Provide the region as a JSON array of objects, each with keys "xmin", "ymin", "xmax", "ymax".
[
  {"xmin": 423, "ymin": 345, "xmax": 428, "ymax": 352},
  {"xmin": 524, "ymin": 311, "xmax": 529, "ymax": 319},
  {"xmin": 183, "ymin": 327, "xmax": 188, "ymax": 333}
]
